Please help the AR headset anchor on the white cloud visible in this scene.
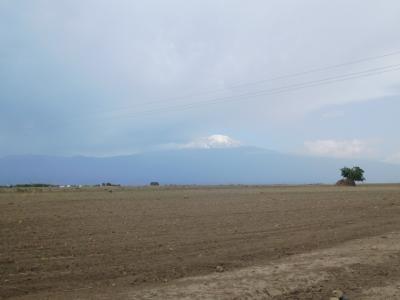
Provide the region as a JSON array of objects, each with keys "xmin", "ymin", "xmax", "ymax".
[
  {"xmin": 320, "ymin": 110, "xmax": 345, "ymax": 120},
  {"xmin": 385, "ymin": 152, "xmax": 400, "ymax": 164},
  {"xmin": 175, "ymin": 134, "xmax": 241, "ymax": 149},
  {"xmin": 304, "ymin": 139, "xmax": 373, "ymax": 158}
]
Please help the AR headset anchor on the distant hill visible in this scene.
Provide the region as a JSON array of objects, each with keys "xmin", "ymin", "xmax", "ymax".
[{"xmin": 0, "ymin": 147, "xmax": 399, "ymax": 185}]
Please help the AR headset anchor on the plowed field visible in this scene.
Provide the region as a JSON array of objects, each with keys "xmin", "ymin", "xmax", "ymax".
[{"xmin": 1, "ymin": 185, "xmax": 400, "ymax": 299}]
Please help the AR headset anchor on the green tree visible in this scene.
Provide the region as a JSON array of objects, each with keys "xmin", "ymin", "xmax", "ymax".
[{"xmin": 340, "ymin": 166, "xmax": 365, "ymax": 183}]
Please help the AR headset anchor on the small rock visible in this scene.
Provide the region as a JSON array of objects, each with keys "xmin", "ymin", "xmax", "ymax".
[
  {"xmin": 332, "ymin": 290, "xmax": 343, "ymax": 297},
  {"xmin": 215, "ymin": 265, "xmax": 224, "ymax": 273},
  {"xmin": 332, "ymin": 290, "xmax": 349, "ymax": 300}
]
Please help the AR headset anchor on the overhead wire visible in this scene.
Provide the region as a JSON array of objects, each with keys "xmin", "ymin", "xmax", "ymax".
[
  {"xmin": 99, "ymin": 62, "xmax": 400, "ymax": 120},
  {"xmin": 102, "ymin": 49, "xmax": 400, "ymax": 113}
]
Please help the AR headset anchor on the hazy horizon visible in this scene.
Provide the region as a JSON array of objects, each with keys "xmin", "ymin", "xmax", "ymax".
[{"xmin": 1, "ymin": 147, "xmax": 399, "ymax": 186}]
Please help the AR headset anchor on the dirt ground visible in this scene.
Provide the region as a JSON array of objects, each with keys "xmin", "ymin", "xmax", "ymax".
[{"xmin": 1, "ymin": 184, "xmax": 400, "ymax": 299}]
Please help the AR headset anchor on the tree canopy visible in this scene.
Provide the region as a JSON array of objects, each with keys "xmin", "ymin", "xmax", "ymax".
[{"xmin": 340, "ymin": 166, "xmax": 365, "ymax": 182}]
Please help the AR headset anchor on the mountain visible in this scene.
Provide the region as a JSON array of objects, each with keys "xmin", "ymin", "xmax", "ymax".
[{"xmin": 0, "ymin": 147, "xmax": 399, "ymax": 185}]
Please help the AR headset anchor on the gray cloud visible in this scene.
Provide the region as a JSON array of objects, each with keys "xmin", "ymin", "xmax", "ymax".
[{"xmin": 1, "ymin": 0, "xmax": 400, "ymax": 156}]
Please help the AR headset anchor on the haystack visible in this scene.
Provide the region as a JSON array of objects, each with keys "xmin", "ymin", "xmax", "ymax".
[{"xmin": 335, "ymin": 178, "xmax": 356, "ymax": 186}]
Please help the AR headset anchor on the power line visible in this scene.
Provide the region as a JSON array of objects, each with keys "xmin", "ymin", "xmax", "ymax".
[
  {"xmin": 99, "ymin": 63, "xmax": 400, "ymax": 120},
  {"xmin": 103, "ymin": 49, "xmax": 400, "ymax": 114},
  {"xmin": 226, "ymin": 49, "xmax": 400, "ymax": 88}
]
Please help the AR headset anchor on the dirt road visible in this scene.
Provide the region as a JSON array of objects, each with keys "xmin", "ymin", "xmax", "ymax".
[{"xmin": 1, "ymin": 185, "xmax": 400, "ymax": 299}]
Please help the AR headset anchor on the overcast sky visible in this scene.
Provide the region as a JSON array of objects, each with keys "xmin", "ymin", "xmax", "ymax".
[{"xmin": 1, "ymin": 0, "xmax": 400, "ymax": 162}]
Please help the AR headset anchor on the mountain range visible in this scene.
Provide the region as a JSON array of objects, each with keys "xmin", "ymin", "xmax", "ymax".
[{"xmin": 1, "ymin": 147, "xmax": 399, "ymax": 185}]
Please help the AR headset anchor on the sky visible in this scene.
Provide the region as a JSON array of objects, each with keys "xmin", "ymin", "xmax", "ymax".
[{"xmin": 1, "ymin": 0, "xmax": 400, "ymax": 163}]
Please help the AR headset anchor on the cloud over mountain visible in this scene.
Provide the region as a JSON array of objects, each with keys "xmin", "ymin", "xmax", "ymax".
[
  {"xmin": 304, "ymin": 139, "xmax": 374, "ymax": 158},
  {"xmin": 162, "ymin": 134, "xmax": 242, "ymax": 150},
  {"xmin": 385, "ymin": 152, "xmax": 400, "ymax": 164},
  {"xmin": 180, "ymin": 134, "xmax": 241, "ymax": 149}
]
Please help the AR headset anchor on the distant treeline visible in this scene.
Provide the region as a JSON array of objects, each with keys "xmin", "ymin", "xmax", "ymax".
[
  {"xmin": 100, "ymin": 182, "xmax": 121, "ymax": 187},
  {"xmin": 11, "ymin": 183, "xmax": 56, "ymax": 188}
]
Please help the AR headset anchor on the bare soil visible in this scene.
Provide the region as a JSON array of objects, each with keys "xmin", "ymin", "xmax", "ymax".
[{"xmin": 1, "ymin": 185, "xmax": 400, "ymax": 299}]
